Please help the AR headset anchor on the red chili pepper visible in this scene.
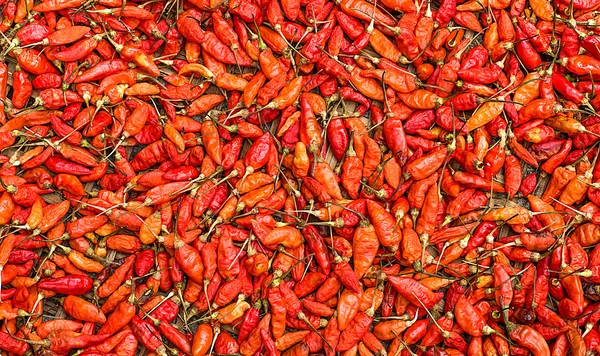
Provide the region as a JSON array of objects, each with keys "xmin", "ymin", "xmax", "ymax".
[{"xmin": 38, "ymin": 275, "xmax": 93, "ymax": 295}]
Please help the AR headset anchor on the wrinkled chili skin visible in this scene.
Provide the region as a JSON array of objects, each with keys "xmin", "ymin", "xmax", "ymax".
[{"xmin": 38, "ymin": 275, "xmax": 94, "ymax": 295}]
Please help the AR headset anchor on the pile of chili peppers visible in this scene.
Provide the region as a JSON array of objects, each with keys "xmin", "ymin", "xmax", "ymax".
[{"xmin": 5, "ymin": 0, "xmax": 600, "ymax": 354}]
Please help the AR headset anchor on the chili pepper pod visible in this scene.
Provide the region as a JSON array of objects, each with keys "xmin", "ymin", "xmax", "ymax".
[{"xmin": 38, "ymin": 275, "xmax": 93, "ymax": 295}]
